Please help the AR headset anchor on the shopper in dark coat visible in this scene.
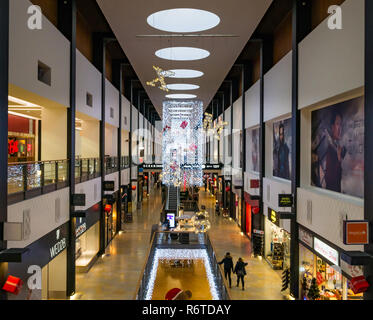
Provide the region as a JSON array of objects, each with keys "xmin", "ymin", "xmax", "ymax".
[
  {"xmin": 218, "ymin": 252, "xmax": 234, "ymax": 288},
  {"xmin": 234, "ymin": 257, "xmax": 248, "ymax": 290}
]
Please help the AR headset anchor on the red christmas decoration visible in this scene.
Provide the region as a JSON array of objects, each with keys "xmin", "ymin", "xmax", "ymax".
[
  {"xmin": 144, "ymin": 176, "xmax": 148, "ymax": 180},
  {"xmin": 2, "ymin": 275, "xmax": 23, "ymax": 295},
  {"xmin": 165, "ymin": 288, "xmax": 182, "ymax": 300},
  {"xmin": 151, "ymin": 172, "xmax": 155, "ymax": 175},
  {"xmin": 104, "ymin": 204, "xmax": 112, "ymax": 213},
  {"xmin": 131, "ymin": 185, "xmax": 136, "ymax": 190},
  {"xmin": 225, "ymin": 186, "xmax": 230, "ymax": 192},
  {"xmin": 213, "ymin": 178, "xmax": 217, "ymax": 181},
  {"xmin": 180, "ymin": 120, "xmax": 188, "ymax": 129},
  {"xmin": 350, "ymin": 276, "xmax": 370, "ymax": 294},
  {"xmin": 252, "ymin": 206, "xmax": 260, "ymax": 215}
]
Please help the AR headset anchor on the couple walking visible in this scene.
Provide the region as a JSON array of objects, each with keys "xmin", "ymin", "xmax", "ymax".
[{"xmin": 218, "ymin": 252, "xmax": 248, "ymax": 290}]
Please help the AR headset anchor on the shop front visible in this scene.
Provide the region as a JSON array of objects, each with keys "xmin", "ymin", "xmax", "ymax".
[
  {"xmin": 8, "ymin": 113, "xmax": 37, "ymax": 163},
  {"xmin": 103, "ymin": 192, "xmax": 118, "ymax": 248},
  {"xmin": 243, "ymin": 192, "xmax": 260, "ymax": 239},
  {"xmin": 75, "ymin": 203, "xmax": 101, "ymax": 273},
  {"xmin": 5, "ymin": 223, "xmax": 68, "ymax": 300},
  {"xmin": 264, "ymin": 208, "xmax": 291, "ymax": 270},
  {"xmin": 298, "ymin": 227, "xmax": 365, "ymax": 300},
  {"xmin": 233, "ymin": 189, "xmax": 242, "ymax": 228}
]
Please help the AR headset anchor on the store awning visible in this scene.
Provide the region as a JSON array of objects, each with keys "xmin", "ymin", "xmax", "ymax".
[{"xmin": 0, "ymin": 248, "xmax": 29, "ymax": 263}]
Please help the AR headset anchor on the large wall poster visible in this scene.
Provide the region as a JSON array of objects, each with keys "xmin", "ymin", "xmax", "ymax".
[
  {"xmin": 246, "ymin": 128, "xmax": 260, "ymax": 172},
  {"xmin": 273, "ymin": 118, "xmax": 292, "ymax": 180},
  {"xmin": 311, "ymin": 96, "xmax": 364, "ymax": 198}
]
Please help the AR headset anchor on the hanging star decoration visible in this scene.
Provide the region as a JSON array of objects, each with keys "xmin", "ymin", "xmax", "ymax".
[
  {"xmin": 214, "ymin": 119, "xmax": 228, "ymax": 140},
  {"xmin": 203, "ymin": 112, "xmax": 213, "ymax": 130},
  {"xmin": 146, "ymin": 66, "xmax": 175, "ymax": 92},
  {"xmin": 180, "ymin": 120, "xmax": 188, "ymax": 129}
]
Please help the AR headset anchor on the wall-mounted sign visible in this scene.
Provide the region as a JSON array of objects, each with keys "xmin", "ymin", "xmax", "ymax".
[
  {"xmin": 72, "ymin": 194, "xmax": 86, "ymax": 207},
  {"xmin": 250, "ymin": 179, "xmax": 260, "ymax": 189},
  {"xmin": 75, "ymin": 222, "xmax": 87, "ymax": 238},
  {"xmin": 278, "ymin": 194, "xmax": 293, "ymax": 208},
  {"xmin": 268, "ymin": 208, "xmax": 280, "ymax": 227},
  {"xmin": 299, "ymin": 227, "xmax": 313, "ymax": 248},
  {"xmin": 143, "ymin": 164, "xmax": 162, "ymax": 170},
  {"xmin": 103, "ymin": 181, "xmax": 115, "ymax": 192},
  {"xmin": 8, "ymin": 139, "xmax": 19, "ymax": 155},
  {"xmin": 343, "ymin": 220, "xmax": 370, "ymax": 245},
  {"xmin": 314, "ymin": 237, "xmax": 339, "ymax": 266},
  {"xmin": 49, "ymin": 228, "xmax": 67, "ymax": 259},
  {"xmin": 202, "ymin": 164, "xmax": 222, "ymax": 170}
]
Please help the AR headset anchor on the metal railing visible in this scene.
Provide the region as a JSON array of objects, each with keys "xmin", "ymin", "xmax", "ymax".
[
  {"xmin": 105, "ymin": 156, "xmax": 119, "ymax": 174},
  {"xmin": 134, "ymin": 231, "xmax": 231, "ymax": 300},
  {"xmin": 120, "ymin": 156, "xmax": 130, "ymax": 169},
  {"xmin": 8, "ymin": 157, "xmax": 101, "ymax": 205},
  {"xmin": 8, "ymin": 159, "xmax": 69, "ymax": 205}
]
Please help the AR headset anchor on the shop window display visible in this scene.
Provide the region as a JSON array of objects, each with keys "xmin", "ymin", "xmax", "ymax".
[{"xmin": 299, "ymin": 244, "xmax": 363, "ymax": 300}]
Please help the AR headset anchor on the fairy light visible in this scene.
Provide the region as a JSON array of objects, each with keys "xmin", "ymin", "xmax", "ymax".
[
  {"xmin": 162, "ymin": 100, "xmax": 204, "ymax": 187},
  {"xmin": 144, "ymin": 249, "xmax": 220, "ymax": 300}
]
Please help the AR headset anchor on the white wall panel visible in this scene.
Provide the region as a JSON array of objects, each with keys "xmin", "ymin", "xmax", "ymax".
[
  {"xmin": 9, "ymin": 0, "xmax": 70, "ymax": 108},
  {"xmin": 104, "ymin": 172, "xmax": 119, "ymax": 193},
  {"xmin": 75, "ymin": 177, "xmax": 101, "ymax": 211},
  {"xmin": 121, "ymin": 168, "xmax": 130, "ymax": 185},
  {"xmin": 299, "ymin": 0, "xmax": 364, "ymax": 109},
  {"xmin": 264, "ymin": 51, "xmax": 292, "ymax": 122},
  {"xmin": 7, "ymin": 188, "xmax": 70, "ymax": 248},
  {"xmin": 263, "ymin": 177, "xmax": 291, "ymax": 213},
  {"xmin": 105, "ymin": 79, "xmax": 119, "ymax": 127},
  {"xmin": 297, "ymin": 187, "xmax": 364, "ymax": 252},
  {"xmin": 76, "ymin": 50, "xmax": 101, "ymax": 120},
  {"xmin": 245, "ymin": 80, "xmax": 260, "ymax": 128}
]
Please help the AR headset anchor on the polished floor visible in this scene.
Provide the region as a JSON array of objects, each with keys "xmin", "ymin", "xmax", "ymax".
[
  {"xmin": 152, "ymin": 260, "xmax": 212, "ymax": 300},
  {"xmin": 74, "ymin": 187, "xmax": 286, "ymax": 300}
]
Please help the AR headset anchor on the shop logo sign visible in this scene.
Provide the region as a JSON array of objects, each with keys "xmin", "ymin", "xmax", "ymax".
[
  {"xmin": 314, "ymin": 237, "xmax": 339, "ymax": 266},
  {"xmin": 76, "ymin": 222, "xmax": 87, "ymax": 238},
  {"xmin": 27, "ymin": 5, "xmax": 42, "ymax": 30},
  {"xmin": 327, "ymin": 5, "xmax": 342, "ymax": 30},
  {"xmin": 50, "ymin": 229, "xmax": 66, "ymax": 259},
  {"xmin": 27, "ymin": 265, "xmax": 41, "ymax": 290}
]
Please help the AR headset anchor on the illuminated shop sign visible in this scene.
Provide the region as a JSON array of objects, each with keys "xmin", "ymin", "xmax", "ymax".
[
  {"xmin": 343, "ymin": 220, "xmax": 370, "ymax": 245},
  {"xmin": 278, "ymin": 194, "xmax": 293, "ymax": 208},
  {"xmin": 76, "ymin": 222, "xmax": 87, "ymax": 238},
  {"xmin": 299, "ymin": 227, "xmax": 313, "ymax": 248},
  {"xmin": 49, "ymin": 229, "xmax": 67, "ymax": 259},
  {"xmin": 8, "ymin": 139, "xmax": 19, "ymax": 155},
  {"xmin": 268, "ymin": 208, "xmax": 280, "ymax": 227},
  {"xmin": 314, "ymin": 237, "xmax": 339, "ymax": 266}
]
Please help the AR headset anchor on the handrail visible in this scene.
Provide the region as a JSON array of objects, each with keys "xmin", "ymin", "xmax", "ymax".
[
  {"xmin": 132, "ymin": 230, "xmax": 158, "ymax": 300},
  {"xmin": 8, "ymin": 159, "xmax": 69, "ymax": 166},
  {"xmin": 207, "ymin": 234, "xmax": 232, "ymax": 300}
]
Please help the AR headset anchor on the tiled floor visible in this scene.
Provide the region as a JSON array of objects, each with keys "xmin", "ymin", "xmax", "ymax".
[{"xmin": 74, "ymin": 187, "xmax": 287, "ymax": 300}]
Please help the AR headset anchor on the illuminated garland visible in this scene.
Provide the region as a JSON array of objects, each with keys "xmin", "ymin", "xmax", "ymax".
[
  {"xmin": 146, "ymin": 66, "xmax": 175, "ymax": 92},
  {"xmin": 145, "ymin": 249, "xmax": 219, "ymax": 300}
]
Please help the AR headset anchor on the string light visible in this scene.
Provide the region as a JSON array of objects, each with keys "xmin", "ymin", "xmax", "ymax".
[
  {"xmin": 144, "ymin": 249, "xmax": 220, "ymax": 300},
  {"xmin": 146, "ymin": 66, "xmax": 175, "ymax": 92}
]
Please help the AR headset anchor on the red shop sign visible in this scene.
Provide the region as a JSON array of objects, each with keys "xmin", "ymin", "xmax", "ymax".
[
  {"xmin": 8, "ymin": 140, "xmax": 19, "ymax": 155},
  {"xmin": 2, "ymin": 275, "xmax": 23, "ymax": 295},
  {"xmin": 250, "ymin": 179, "xmax": 260, "ymax": 189}
]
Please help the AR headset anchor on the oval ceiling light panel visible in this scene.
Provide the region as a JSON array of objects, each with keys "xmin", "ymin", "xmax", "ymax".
[
  {"xmin": 155, "ymin": 47, "xmax": 210, "ymax": 61},
  {"xmin": 147, "ymin": 8, "xmax": 220, "ymax": 33},
  {"xmin": 166, "ymin": 94, "xmax": 197, "ymax": 99},
  {"xmin": 168, "ymin": 69, "xmax": 204, "ymax": 79},
  {"xmin": 167, "ymin": 84, "xmax": 200, "ymax": 91}
]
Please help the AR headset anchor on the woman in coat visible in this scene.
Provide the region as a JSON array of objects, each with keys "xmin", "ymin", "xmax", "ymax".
[{"xmin": 234, "ymin": 257, "xmax": 248, "ymax": 290}]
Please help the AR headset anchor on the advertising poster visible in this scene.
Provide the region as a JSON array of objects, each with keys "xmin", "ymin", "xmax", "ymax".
[
  {"xmin": 311, "ymin": 96, "xmax": 364, "ymax": 198},
  {"xmin": 246, "ymin": 128, "xmax": 260, "ymax": 172},
  {"xmin": 273, "ymin": 118, "xmax": 292, "ymax": 180}
]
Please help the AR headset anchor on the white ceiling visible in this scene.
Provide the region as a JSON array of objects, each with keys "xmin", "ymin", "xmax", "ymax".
[{"xmin": 96, "ymin": 0, "xmax": 272, "ymax": 117}]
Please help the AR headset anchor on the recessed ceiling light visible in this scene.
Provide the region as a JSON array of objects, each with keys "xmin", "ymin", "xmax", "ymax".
[
  {"xmin": 155, "ymin": 47, "xmax": 210, "ymax": 61},
  {"xmin": 166, "ymin": 84, "xmax": 200, "ymax": 91},
  {"xmin": 147, "ymin": 8, "xmax": 220, "ymax": 33},
  {"xmin": 167, "ymin": 69, "xmax": 204, "ymax": 79},
  {"xmin": 166, "ymin": 94, "xmax": 197, "ymax": 99}
]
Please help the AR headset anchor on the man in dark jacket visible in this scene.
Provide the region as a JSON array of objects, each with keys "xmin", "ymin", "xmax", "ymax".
[{"xmin": 218, "ymin": 252, "xmax": 234, "ymax": 288}]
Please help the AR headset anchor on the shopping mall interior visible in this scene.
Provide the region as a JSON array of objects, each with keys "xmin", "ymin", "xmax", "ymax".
[{"xmin": 0, "ymin": 0, "xmax": 372, "ymax": 303}]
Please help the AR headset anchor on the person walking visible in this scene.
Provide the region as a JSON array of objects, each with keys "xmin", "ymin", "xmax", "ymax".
[
  {"xmin": 218, "ymin": 252, "xmax": 234, "ymax": 288},
  {"xmin": 234, "ymin": 257, "xmax": 248, "ymax": 290}
]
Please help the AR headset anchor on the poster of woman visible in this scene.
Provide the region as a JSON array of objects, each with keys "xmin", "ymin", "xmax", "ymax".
[
  {"xmin": 246, "ymin": 128, "xmax": 260, "ymax": 172},
  {"xmin": 311, "ymin": 96, "xmax": 364, "ymax": 198}
]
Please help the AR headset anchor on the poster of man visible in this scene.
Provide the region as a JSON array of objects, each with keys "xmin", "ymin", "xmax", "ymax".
[
  {"xmin": 273, "ymin": 119, "xmax": 292, "ymax": 180},
  {"xmin": 246, "ymin": 128, "xmax": 259, "ymax": 172},
  {"xmin": 311, "ymin": 96, "xmax": 364, "ymax": 198}
]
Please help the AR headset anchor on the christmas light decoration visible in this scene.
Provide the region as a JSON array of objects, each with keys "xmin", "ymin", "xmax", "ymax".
[
  {"xmin": 146, "ymin": 66, "xmax": 175, "ymax": 92},
  {"xmin": 145, "ymin": 249, "xmax": 219, "ymax": 300},
  {"xmin": 162, "ymin": 100, "xmax": 204, "ymax": 187}
]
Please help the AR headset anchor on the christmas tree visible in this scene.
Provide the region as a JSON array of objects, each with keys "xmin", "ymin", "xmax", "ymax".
[
  {"xmin": 307, "ymin": 278, "xmax": 321, "ymax": 300},
  {"xmin": 301, "ymin": 276, "xmax": 308, "ymax": 299}
]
